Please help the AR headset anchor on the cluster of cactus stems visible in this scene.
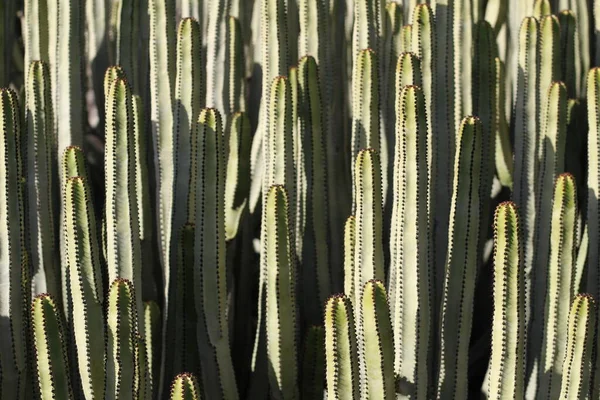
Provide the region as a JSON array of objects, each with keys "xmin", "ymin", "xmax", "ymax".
[{"xmin": 5, "ymin": 0, "xmax": 600, "ymax": 399}]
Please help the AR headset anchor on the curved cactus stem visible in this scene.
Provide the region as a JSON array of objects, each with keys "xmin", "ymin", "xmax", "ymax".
[
  {"xmin": 343, "ymin": 215, "xmax": 356, "ymax": 299},
  {"xmin": 170, "ymin": 373, "xmax": 202, "ymax": 400},
  {"xmin": 0, "ymin": 88, "xmax": 27, "ymax": 399},
  {"xmin": 361, "ymin": 280, "xmax": 395, "ymax": 399},
  {"xmin": 560, "ymin": 294, "xmax": 596, "ymax": 399},
  {"xmin": 301, "ymin": 326, "xmax": 325, "ymax": 400},
  {"xmin": 264, "ymin": 185, "xmax": 299, "ymax": 399},
  {"xmin": 31, "ymin": 294, "xmax": 73, "ymax": 400},
  {"xmin": 487, "ymin": 202, "xmax": 525, "ymax": 399},
  {"xmin": 106, "ymin": 278, "xmax": 139, "ymax": 400},
  {"xmin": 437, "ymin": 117, "xmax": 484, "ymax": 399},
  {"xmin": 325, "ymin": 294, "xmax": 359, "ymax": 400},
  {"xmin": 64, "ymin": 176, "xmax": 105, "ymax": 399},
  {"xmin": 388, "ymin": 85, "xmax": 431, "ymax": 398},
  {"xmin": 26, "ymin": 61, "xmax": 59, "ymax": 298}
]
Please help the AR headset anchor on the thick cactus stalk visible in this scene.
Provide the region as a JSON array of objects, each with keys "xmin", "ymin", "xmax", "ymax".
[
  {"xmin": 560, "ymin": 294, "xmax": 596, "ymax": 399},
  {"xmin": 437, "ymin": 117, "xmax": 484, "ymax": 399},
  {"xmin": 538, "ymin": 173, "xmax": 577, "ymax": 399},
  {"xmin": 62, "ymin": 146, "xmax": 90, "ymax": 185},
  {"xmin": 205, "ymin": 0, "xmax": 229, "ymax": 111},
  {"xmin": 400, "ymin": 25, "xmax": 412, "ymax": 53},
  {"xmin": 391, "ymin": 52, "xmax": 422, "ymax": 142},
  {"xmin": 388, "ymin": 85, "xmax": 431, "ymax": 398},
  {"xmin": 225, "ymin": 17, "xmax": 245, "ymax": 116},
  {"xmin": 24, "ymin": 0, "xmax": 50, "ymax": 67},
  {"xmin": 537, "ymin": 15, "xmax": 560, "ymax": 154},
  {"xmin": 343, "ymin": 215, "xmax": 356, "ymax": 299},
  {"xmin": 264, "ymin": 185, "xmax": 298, "ymax": 400},
  {"xmin": 64, "ymin": 177, "xmax": 105, "ymax": 400},
  {"xmin": 104, "ymin": 65, "xmax": 126, "ymax": 100},
  {"xmin": 298, "ymin": 56, "xmax": 331, "ymax": 323},
  {"xmin": 194, "ymin": 108, "xmax": 238, "ymax": 399},
  {"xmin": 533, "ymin": 0, "xmax": 551, "ymax": 19},
  {"xmin": 487, "ymin": 202, "xmax": 525, "ymax": 399},
  {"xmin": 325, "ymin": 294, "xmax": 360, "ymax": 400},
  {"xmin": 135, "ymin": 335, "xmax": 150, "ymax": 399},
  {"xmin": 493, "ymin": 58, "xmax": 513, "ymax": 188},
  {"xmin": 31, "ymin": 294, "xmax": 74, "ymax": 400},
  {"xmin": 170, "ymin": 373, "xmax": 202, "ymax": 400},
  {"xmin": 181, "ymin": 0, "xmax": 202, "ymax": 21},
  {"xmin": 352, "ymin": 0, "xmax": 377, "ymax": 59},
  {"xmin": 26, "ymin": 61, "xmax": 58, "ymax": 297},
  {"xmin": 110, "ymin": 0, "xmax": 139, "ymax": 89},
  {"xmin": 106, "ymin": 278, "xmax": 139, "ymax": 400},
  {"xmin": 105, "ymin": 77, "xmax": 143, "ymax": 324},
  {"xmin": 361, "ymin": 280, "xmax": 395, "ymax": 399},
  {"xmin": 0, "ymin": 88, "xmax": 27, "ymax": 399},
  {"xmin": 301, "ymin": 326, "xmax": 325, "ymax": 400}
]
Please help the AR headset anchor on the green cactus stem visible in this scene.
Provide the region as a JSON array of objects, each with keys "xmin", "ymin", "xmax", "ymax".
[{"xmin": 170, "ymin": 373, "xmax": 202, "ymax": 400}]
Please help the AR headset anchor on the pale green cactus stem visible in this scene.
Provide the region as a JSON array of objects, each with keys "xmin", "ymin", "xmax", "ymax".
[
  {"xmin": 85, "ymin": 0, "xmax": 108, "ymax": 105},
  {"xmin": 225, "ymin": 112, "xmax": 251, "ymax": 240},
  {"xmin": 289, "ymin": 65, "xmax": 304, "ymax": 264},
  {"xmin": 361, "ymin": 280, "xmax": 395, "ymax": 399},
  {"xmin": 560, "ymin": 294, "xmax": 596, "ymax": 399},
  {"xmin": 298, "ymin": 0, "xmax": 328, "ymax": 65},
  {"xmin": 437, "ymin": 116, "xmax": 484, "ymax": 399},
  {"xmin": 512, "ymin": 17, "xmax": 538, "ymax": 342},
  {"xmin": 0, "ymin": 88, "xmax": 27, "ymax": 399},
  {"xmin": 170, "ymin": 373, "xmax": 202, "ymax": 400},
  {"xmin": 399, "ymin": 25, "xmax": 412, "ymax": 53},
  {"xmin": 483, "ymin": 0, "xmax": 506, "ymax": 34},
  {"xmin": 558, "ymin": 11, "xmax": 577, "ymax": 98},
  {"xmin": 574, "ymin": 224, "xmax": 587, "ymax": 296},
  {"xmin": 24, "ymin": 0, "xmax": 50, "ymax": 67},
  {"xmin": 587, "ymin": 67, "xmax": 600, "ymax": 320},
  {"xmin": 530, "ymin": 81, "xmax": 567, "ymax": 386},
  {"xmin": 225, "ymin": 17, "xmax": 245, "ymax": 116},
  {"xmin": 264, "ymin": 184, "xmax": 299, "ymax": 399},
  {"xmin": 110, "ymin": 0, "xmax": 139, "ymax": 90},
  {"xmin": 31, "ymin": 294, "xmax": 74, "ymax": 400},
  {"xmin": 493, "ymin": 58, "xmax": 513, "ymax": 188},
  {"xmin": 352, "ymin": 0, "xmax": 377, "ymax": 61},
  {"xmin": 532, "ymin": 0, "xmax": 551, "ymax": 19},
  {"xmin": 26, "ymin": 61, "xmax": 59, "ymax": 297},
  {"xmin": 193, "ymin": 108, "xmax": 238, "ymax": 400},
  {"xmin": 538, "ymin": 173, "xmax": 577, "ymax": 399},
  {"xmin": 325, "ymin": 294, "xmax": 360, "ymax": 400},
  {"xmin": 382, "ymin": 2, "xmax": 403, "ymax": 159},
  {"xmin": 104, "ymin": 65, "xmax": 126, "ymax": 101},
  {"xmin": 351, "ymin": 49, "xmax": 380, "ymax": 187},
  {"xmin": 298, "ymin": 56, "xmax": 331, "ymax": 323},
  {"xmin": 64, "ymin": 176, "xmax": 105, "ymax": 400},
  {"xmin": 105, "ymin": 77, "xmax": 143, "ymax": 327},
  {"xmin": 205, "ymin": 0, "xmax": 229, "ymax": 111},
  {"xmin": 62, "ymin": 146, "xmax": 90, "ymax": 184},
  {"xmin": 343, "ymin": 215, "xmax": 356, "ymax": 299},
  {"xmin": 145, "ymin": 300, "xmax": 161, "ymax": 396},
  {"xmin": 301, "ymin": 326, "xmax": 325, "ymax": 400},
  {"xmin": 487, "ymin": 202, "xmax": 525, "ymax": 400},
  {"xmin": 106, "ymin": 278, "xmax": 139, "ymax": 400},
  {"xmin": 135, "ymin": 335, "xmax": 150, "ymax": 399},
  {"xmin": 55, "ymin": 0, "xmax": 84, "ymax": 156},
  {"xmin": 537, "ymin": 15, "xmax": 560, "ymax": 159},
  {"xmin": 181, "ymin": 0, "xmax": 202, "ymax": 21},
  {"xmin": 173, "ymin": 224, "xmax": 200, "ymax": 376},
  {"xmin": 395, "ymin": 52, "xmax": 421, "ymax": 89},
  {"xmin": 388, "ymin": 85, "xmax": 431, "ymax": 399}
]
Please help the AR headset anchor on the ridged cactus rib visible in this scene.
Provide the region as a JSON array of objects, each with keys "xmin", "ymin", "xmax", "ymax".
[
  {"xmin": 325, "ymin": 294, "xmax": 360, "ymax": 400},
  {"xmin": 533, "ymin": 0, "xmax": 552, "ymax": 19},
  {"xmin": 110, "ymin": 0, "xmax": 139, "ymax": 89},
  {"xmin": 537, "ymin": 15, "xmax": 560, "ymax": 157},
  {"xmin": 301, "ymin": 326, "xmax": 326, "ymax": 400},
  {"xmin": 265, "ymin": 185, "xmax": 299, "ymax": 400},
  {"xmin": 388, "ymin": 85, "xmax": 431, "ymax": 399},
  {"xmin": 559, "ymin": 294, "xmax": 596, "ymax": 400},
  {"xmin": 62, "ymin": 146, "xmax": 89, "ymax": 183},
  {"xmin": 588, "ymin": 68, "xmax": 600, "ymax": 332},
  {"xmin": 343, "ymin": 215, "xmax": 356, "ymax": 299},
  {"xmin": 383, "ymin": 2, "xmax": 403, "ymax": 159},
  {"xmin": 55, "ymin": 0, "xmax": 84, "ymax": 155},
  {"xmin": 298, "ymin": 0, "xmax": 327, "ymax": 64},
  {"xmin": 173, "ymin": 17, "xmax": 204, "ymax": 239},
  {"xmin": 352, "ymin": 0, "xmax": 377, "ymax": 59},
  {"xmin": 361, "ymin": 280, "xmax": 395, "ymax": 399},
  {"xmin": 173, "ymin": 224, "xmax": 200, "ymax": 376},
  {"xmin": 512, "ymin": 17, "xmax": 538, "ymax": 336},
  {"xmin": 400, "ymin": 25, "xmax": 412, "ymax": 53},
  {"xmin": 538, "ymin": 173, "xmax": 577, "ymax": 399},
  {"xmin": 493, "ymin": 58, "xmax": 513, "ymax": 188},
  {"xmin": 392, "ymin": 52, "xmax": 422, "ymax": 140},
  {"xmin": 558, "ymin": 11, "xmax": 577, "ymax": 98},
  {"xmin": 0, "ymin": 88, "xmax": 27, "ymax": 399},
  {"xmin": 105, "ymin": 77, "xmax": 143, "ymax": 325},
  {"xmin": 64, "ymin": 176, "xmax": 105, "ymax": 400},
  {"xmin": 26, "ymin": 61, "xmax": 58, "ymax": 297},
  {"xmin": 225, "ymin": 17, "xmax": 245, "ymax": 115},
  {"xmin": 170, "ymin": 373, "xmax": 202, "ymax": 400},
  {"xmin": 487, "ymin": 202, "xmax": 525, "ymax": 400},
  {"xmin": 225, "ymin": 112, "xmax": 251, "ymax": 240},
  {"xmin": 298, "ymin": 56, "xmax": 331, "ymax": 323},
  {"xmin": 351, "ymin": 49, "xmax": 380, "ymax": 182},
  {"xmin": 31, "ymin": 294, "xmax": 74, "ymax": 400},
  {"xmin": 194, "ymin": 108, "xmax": 238, "ymax": 400},
  {"xmin": 103, "ymin": 65, "xmax": 126, "ymax": 102},
  {"xmin": 106, "ymin": 278, "xmax": 138, "ymax": 400},
  {"xmin": 24, "ymin": 0, "xmax": 50, "ymax": 65},
  {"xmin": 437, "ymin": 117, "xmax": 484, "ymax": 399}
]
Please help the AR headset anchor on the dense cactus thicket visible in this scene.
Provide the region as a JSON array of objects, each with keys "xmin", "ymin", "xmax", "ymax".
[{"xmin": 3, "ymin": 0, "xmax": 600, "ymax": 399}]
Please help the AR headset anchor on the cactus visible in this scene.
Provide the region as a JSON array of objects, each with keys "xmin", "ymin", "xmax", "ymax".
[
  {"xmin": 170, "ymin": 372, "xmax": 202, "ymax": 400},
  {"xmin": 301, "ymin": 326, "xmax": 326, "ymax": 400}
]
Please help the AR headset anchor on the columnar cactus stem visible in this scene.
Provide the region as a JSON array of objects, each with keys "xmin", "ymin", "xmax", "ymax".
[
  {"xmin": 31, "ymin": 294, "xmax": 74, "ymax": 400},
  {"xmin": 560, "ymin": 294, "xmax": 596, "ymax": 399},
  {"xmin": 537, "ymin": 15, "xmax": 560, "ymax": 156},
  {"xmin": 205, "ymin": 0, "xmax": 229, "ymax": 111},
  {"xmin": 325, "ymin": 294, "xmax": 360, "ymax": 400},
  {"xmin": 225, "ymin": 17, "xmax": 245, "ymax": 116},
  {"xmin": 64, "ymin": 176, "xmax": 105, "ymax": 400},
  {"xmin": 388, "ymin": 85, "xmax": 431, "ymax": 399},
  {"xmin": 533, "ymin": 0, "xmax": 551, "ymax": 19},
  {"xmin": 558, "ymin": 11, "xmax": 577, "ymax": 98},
  {"xmin": 106, "ymin": 278, "xmax": 139, "ymax": 400},
  {"xmin": 437, "ymin": 117, "xmax": 484, "ymax": 399},
  {"xmin": 493, "ymin": 58, "xmax": 513, "ymax": 188},
  {"xmin": 0, "ymin": 88, "xmax": 27, "ymax": 399},
  {"xmin": 265, "ymin": 185, "xmax": 298, "ymax": 399},
  {"xmin": 487, "ymin": 202, "xmax": 525, "ymax": 400},
  {"xmin": 145, "ymin": 301, "xmax": 161, "ymax": 397},
  {"xmin": 26, "ymin": 61, "xmax": 58, "ymax": 297},
  {"xmin": 538, "ymin": 173, "xmax": 577, "ymax": 399},
  {"xmin": 400, "ymin": 25, "xmax": 412, "ymax": 53},
  {"xmin": 110, "ymin": 0, "xmax": 139, "ymax": 90},
  {"xmin": 62, "ymin": 146, "xmax": 90, "ymax": 185},
  {"xmin": 392, "ymin": 53, "xmax": 421, "ymax": 139},
  {"xmin": 135, "ymin": 335, "xmax": 150, "ymax": 399},
  {"xmin": 361, "ymin": 280, "xmax": 395, "ymax": 399},
  {"xmin": 301, "ymin": 326, "xmax": 325, "ymax": 400},
  {"xmin": 170, "ymin": 373, "xmax": 202, "ymax": 400},
  {"xmin": 343, "ymin": 215, "xmax": 356, "ymax": 299},
  {"xmin": 24, "ymin": 0, "xmax": 50, "ymax": 65}
]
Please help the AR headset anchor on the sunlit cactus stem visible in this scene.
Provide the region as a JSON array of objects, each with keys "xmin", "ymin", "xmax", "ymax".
[{"xmin": 170, "ymin": 373, "xmax": 202, "ymax": 400}]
